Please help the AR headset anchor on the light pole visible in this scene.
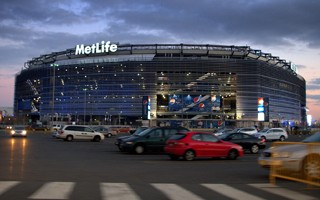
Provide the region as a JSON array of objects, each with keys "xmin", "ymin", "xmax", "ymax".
[
  {"xmin": 118, "ymin": 111, "xmax": 122, "ymax": 125},
  {"xmin": 105, "ymin": 112, "xmax": 108, "ymax": 125},
  {"xmin": 83, "ymin": 88, "xmax": 87, "ymax": 125},
  {"xmin": 50, "ymin": 63, "xmax": 58, "ymax": 126}
]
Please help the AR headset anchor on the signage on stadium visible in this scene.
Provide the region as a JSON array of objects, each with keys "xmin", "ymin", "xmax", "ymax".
[{"xmin": 75, "ymin": 41, "xmax": 118, "ymax": 55}]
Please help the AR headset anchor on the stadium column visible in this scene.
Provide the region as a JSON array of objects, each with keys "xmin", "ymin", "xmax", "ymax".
[{"xmin": 50, "ymin": 63, "xmax": 59, "ymax": 126}]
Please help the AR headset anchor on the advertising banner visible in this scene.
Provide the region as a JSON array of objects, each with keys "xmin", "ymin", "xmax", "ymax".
[{"xmin": 142, "ymin": 96, "xmax": 150, "ymax": 120}]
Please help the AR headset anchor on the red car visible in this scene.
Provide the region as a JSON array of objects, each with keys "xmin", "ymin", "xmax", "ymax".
[{"xmin": 164, "ymin": 132, "xmax": 244, "ymax": 161}]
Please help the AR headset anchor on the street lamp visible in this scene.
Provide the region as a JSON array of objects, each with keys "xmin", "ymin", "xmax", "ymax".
[
  {"xmin": 119, "ymin": 111, "xmax": 122, "ymax": 125},
  {"xmin": 105, "ymin": 112, "xmax": 108, "ymax": 125},
  {"xmin": 50, "ymin": 63, "xmax": 59, "ymax": 126},
  {"xmin": 83, "ymin": 88, "xmax": 87, "ymax": 125}
]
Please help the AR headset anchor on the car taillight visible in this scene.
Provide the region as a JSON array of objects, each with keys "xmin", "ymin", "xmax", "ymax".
[
  {"xmin": 174, "ymin": 142, "xmax": 188, "ymax": 146},
  {"xmin": 260, "ymin": 138, "xmax": 266, "ymax": 143},
  {"xmin": 59, "ymin": 130, "xmax": 64, "ymax": 134}
]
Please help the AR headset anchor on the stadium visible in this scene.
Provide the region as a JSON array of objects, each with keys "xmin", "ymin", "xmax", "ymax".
[{"xmin": 14, "ymin": 43, "xmax": 306, "ymax": 128}]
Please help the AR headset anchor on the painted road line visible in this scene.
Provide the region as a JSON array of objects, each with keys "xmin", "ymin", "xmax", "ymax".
[
  {"xmin": 202, "ymin": 183, "xmax": 266, "ymax": 200},
  {"xmin": 100, "ymin": 183, "xmax": 141, "ymax": 200},
  {"xmin": 0, "ymin": 181, "xmax": 20, "ymax": 195},
  {"xmin": 29, "ymin": 182, "xmax": 75, "ymax": 199},
  {"xmin": 152, "ymin": 183, "xmax": 205, "ymax": 200},
  {"xmin": 248, "ymin": 183, "xmax": 318, "ymax": 200}
]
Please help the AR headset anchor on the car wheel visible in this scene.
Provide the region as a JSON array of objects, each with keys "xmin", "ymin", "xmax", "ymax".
[
  {"xmin": 302, "ymin": 154, "xmax": 320, "ymax": 178},
  {"xmin": 134, "ymin": 145, "xmax": 145, "ymax": 154},
  {"xmin": 169, "ymin": 154, "xmax": 179, "ymax": 160},
  {"xmin": 184, "ymin": 150, "xmax": 195, "ymax": 161},
  {"xmin": 107, "ymin": 133, "xmax": 112, "ymax": 138},
  {"xmin": 66, "ymin": 135, "xmax": 73, "ymax": 142},
  {"xmin": 227, "ymin": 149, "xmax": 238, "ymax": 160},
  {"xmin": 279, "ymin": 136, "xmax": 285, "ymax": 141},
  {"xmin": 250, "ymin": 144, "xmax": 259, "ymax": 154},
  {"xmin": 93, "ymin": 136, "xmax": 101, "ymax": 142}
]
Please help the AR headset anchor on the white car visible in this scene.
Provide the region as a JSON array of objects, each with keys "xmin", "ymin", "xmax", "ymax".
[
  {"xmin": 233, "ymin": 127, "xmax": 258, "ymax": 135},
  {"xmin": 255, "ymin": 128, "xmax": 288, "ymax": 141},
  {"xmin": 56, "ymin": 125, "xmax": 105, "ymax": 142},
  {"xmin": 51, "ymin": 124, "xmax": 63, "ymax": 131}
]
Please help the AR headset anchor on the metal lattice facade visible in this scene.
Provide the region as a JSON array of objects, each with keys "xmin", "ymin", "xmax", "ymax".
[{"xmin": 14, "ymin": 44, "xmax": 306, "ymax": 127}]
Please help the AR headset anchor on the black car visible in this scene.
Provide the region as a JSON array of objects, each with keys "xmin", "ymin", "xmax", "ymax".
[
  {"xmin": 115, "ymin": 126, "xmax": 190, "ymax": 154},
  {"xmin": 218, "ymin": 132, "xmax": 266, "ymax": 154}
]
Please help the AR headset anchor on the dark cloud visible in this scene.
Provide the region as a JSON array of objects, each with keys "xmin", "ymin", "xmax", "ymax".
[
  {"xmin": 307, "ymin": 78, "xmax": 320, "ymax": 90},
  {"xmin": 307, "ymin": 94, "xmax": 320, "ymax": 101},
  {"xmin": 1, "ymin": 0, "xmax": 320, "ymax": 49}
]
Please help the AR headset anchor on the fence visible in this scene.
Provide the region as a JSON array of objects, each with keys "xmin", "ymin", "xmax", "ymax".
[{"xmin": 269, "ymin": 141, "xmax": 320, "ymax": 188}]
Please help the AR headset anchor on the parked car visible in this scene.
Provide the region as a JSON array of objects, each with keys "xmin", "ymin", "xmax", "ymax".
[
  {"xmin": 293, "ymin": 126, "xmax": 311, "ymax": 135},
  {"xmin": 231, "ymin": 127, "xmax": 258, "ymax": 135},
  {"xmin": 56, "ymin": 125, "xmax": 105, "ymax": 142},
  {"xmin": 258, "ymin": 132, "xmax": 320, "ymax": 178},
  {"xmin": 92, "ymin": 126, "xmax": 117, "ymax": 138},
  {"xmin": 213, "ymin": 128, "xmax": 233, "ymax": 136},
  {"xmin": 164, "ymin": 132, "xmax": 244, "ymax": 161},
  {"xmin": 115, "ymin": 126, "xmax": 190, "ymax": 154},
  {"xmin": 26, "ymin": 124, "xmax": 48, "ymax": 131},
  {"xmin": 51, "ymin": 124, "xmax": 62, "ymax": 131},
  {"xmin": 255, "ymin": 128, "xmax": 288, "ymax": 141},
  {"xmin": 10, "ymin": 125, "xmax": 28, "ymax": 137},
  {"xmin": 218, "ymin": 132, "xmax": 266, "ymax": 154}
]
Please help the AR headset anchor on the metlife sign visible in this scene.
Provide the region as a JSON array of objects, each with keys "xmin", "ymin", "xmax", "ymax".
[{"xmin": 75, "ymin": 41, "xmax": 118, "ymax": 55}]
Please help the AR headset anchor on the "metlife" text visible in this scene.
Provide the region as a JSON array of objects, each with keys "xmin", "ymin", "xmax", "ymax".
[{"xmin": 75, "ymin": 41, "xmax": 118, "ymax": 55}]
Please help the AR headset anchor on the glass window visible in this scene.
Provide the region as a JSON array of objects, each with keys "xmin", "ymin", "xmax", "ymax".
[
  {"xmin": 149, "ymin": 129, "xmax": 162, "ymax": 138},
  {"xmin": 202, "ymin": 134, "xmax": 219, "ymax": 142},
  {"xmin": 192, "ymin": 134, "xmax": 201, "ymax": 141},
  {"xmin": 231, "ymin": 134, "xmax": 242, "ymax": 140}
]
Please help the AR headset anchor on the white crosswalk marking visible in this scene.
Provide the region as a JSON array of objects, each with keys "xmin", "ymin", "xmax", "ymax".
[
  {"xmin": 29, "ymin": 182, "xmax": 75, "ymax": 199},
  {"xmin": 152, "ymin": 183, "xmax": 205, "ymax": 200},
  {"xmin": 202, "ymin": 184, "xmax": 266, "ymax": 200},
  {"xmin": 248, "ymin": 183, "xmax": 318, "ymax": 200},
  {"xmin": 100, "ymin": 183, "xmax": 141, "ymax": 200},
  {"xmin": 0, "ymin": 181, "xmax": 20, "ymax": 195}
]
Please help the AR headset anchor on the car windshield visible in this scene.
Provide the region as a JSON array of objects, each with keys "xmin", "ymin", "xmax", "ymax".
[
  {"xmin": 302, "ymin": 132, "xmax": 320, "ymax": 142},
  {"xmin": 135, "ymin": 128, "xmax": 152, "ymax": 136},
  {"xmin": 132, "ymin": 127, "xmax": 148, "ymax": 136},
  {"xmin": 218, "ymin": 133, "xmax": 232, "ymax": 139},
  {"xmin": 14, "ymin": 126, "xmax": 25, "ymax": 130},
  {"xmin": 259, "ymin": 129, "xmax": 269, "ymax": 133}
]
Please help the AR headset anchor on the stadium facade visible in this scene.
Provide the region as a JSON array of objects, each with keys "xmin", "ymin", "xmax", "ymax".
[{"xmin": 14, "ymin": 43, "xmax": 306, "ymax": 128}]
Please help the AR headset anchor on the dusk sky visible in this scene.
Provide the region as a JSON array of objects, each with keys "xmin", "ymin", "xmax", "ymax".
[{"xmin": 0, "ymin": 0, "xmax": 319, "ymax": 120}]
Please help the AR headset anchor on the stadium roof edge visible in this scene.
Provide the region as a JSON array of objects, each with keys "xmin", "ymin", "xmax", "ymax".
[{"xmin": 24, "ymin": 43, "xmax": 294, "ymax": 74}]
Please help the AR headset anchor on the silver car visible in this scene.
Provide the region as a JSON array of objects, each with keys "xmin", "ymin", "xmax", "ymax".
[
  {"xmin": 255, "ymin": 128, "xmax": 288, "ymax": 141},
  {"xmin": 258, "ymin": 132, "xmax": 320, "ymax": 178}
]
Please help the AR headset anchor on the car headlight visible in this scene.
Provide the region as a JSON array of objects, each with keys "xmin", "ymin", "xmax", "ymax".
[
  {"xmin": 125, "ymin": 141, "xmax": 134, "ymax": 145},
  {"xmin": 273, "ymin": 151, "xmax": 291, "ymax": 158},
  {"xmin": 11, "ymin": 130, "xmax": 15, "ymax": 135},
  {"xmin": 22, "ymin": 130, "xmax": 27, "ymax": 135}
]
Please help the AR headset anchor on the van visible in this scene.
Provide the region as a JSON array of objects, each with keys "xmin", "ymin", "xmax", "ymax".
[{"xmin": 57, "ymin": 125, "xmax": 105, "ymax": 142}]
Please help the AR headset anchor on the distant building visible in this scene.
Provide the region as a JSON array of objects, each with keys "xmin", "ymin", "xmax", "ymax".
[{"xmin": 14, "ymin": 43, "xmax": 306, "ymax": 128}]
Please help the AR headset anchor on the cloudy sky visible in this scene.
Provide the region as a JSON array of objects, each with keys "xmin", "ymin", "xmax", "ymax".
[{"xmin": 0, "ymin": 0, "xmax": 319, "ymax": 120}]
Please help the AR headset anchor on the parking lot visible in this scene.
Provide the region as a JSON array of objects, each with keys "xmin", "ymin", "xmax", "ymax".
[{"xmin": 0, "ymin": 130, "xmax": 319, "ymax": 200}]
